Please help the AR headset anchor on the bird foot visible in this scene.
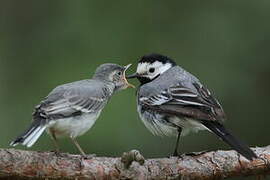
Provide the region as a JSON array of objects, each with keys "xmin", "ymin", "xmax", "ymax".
[
  {"xmin": 184, "ymin": 150, "xmax": 210, "ymax": 156},
  {"xmin": 168, "ymin": 150, "xmax": 209, "ymax": 158},
  {"xmin": 168, "ymin": 151, "xmax": 181, "ymax": 158},
  {"xmin": 50, "ymin": 150, "xmax": 62, "ymax": 156},
  {"xmin": 51, "ymin": 151, "xmax": 70, "ymax": 158},
  {"xmin": 81, "ymin": 154, "xmax": 96, "ymax": 159}
]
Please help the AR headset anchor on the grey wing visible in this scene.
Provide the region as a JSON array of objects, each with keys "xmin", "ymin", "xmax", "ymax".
[
  {"xmin": 139, "ymin": 81, "xmax": 226, "ymax": 122},
  {"xmin": 34, "ymin": 82, "xmax": 110, "ymax": 121}
]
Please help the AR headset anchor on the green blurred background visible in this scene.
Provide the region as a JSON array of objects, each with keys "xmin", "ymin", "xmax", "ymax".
[{"xmin": 0, "ymin": 1, "xmax": 269, "ymax": 179}]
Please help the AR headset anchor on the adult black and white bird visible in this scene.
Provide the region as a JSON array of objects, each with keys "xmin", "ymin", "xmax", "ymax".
[
  {"xmin": 10, "ymin": 63, "xmax": 134, "ymax": 156},
  {"xmin": 127, "ymin": 53, "xmax": 257, "ymax": 160}
]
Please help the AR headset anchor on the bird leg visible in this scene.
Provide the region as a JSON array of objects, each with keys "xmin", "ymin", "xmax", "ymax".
[
  {"xmin": 70, "ymin": 137, "xmax": 86, "ymax": 157},
  {"xmin": 50, "ymin": 130, "xmax": 60, "ymax": 154},
  {"xmin": 173, "ymin": 128, "xmax": 182, "ymax": 157}
]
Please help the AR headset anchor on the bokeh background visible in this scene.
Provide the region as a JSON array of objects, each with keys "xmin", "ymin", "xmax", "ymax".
[{"xmin": 1, "ymin": 1, "xmax": 270, "ymax": 179}]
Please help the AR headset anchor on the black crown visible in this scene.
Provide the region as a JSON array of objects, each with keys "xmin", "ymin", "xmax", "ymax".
[{"xmin": 139, "ymin": 53, "xmax": 176, "ymax": 66}]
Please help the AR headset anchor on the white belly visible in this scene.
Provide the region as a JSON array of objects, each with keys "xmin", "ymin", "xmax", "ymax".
[
  {"xmin": 47, "ymin": 111, "xmax": 101, "ymax": 138},
  {"xmin": 170, "ymin": 117, "xmax": 208, "ymax": 136}
]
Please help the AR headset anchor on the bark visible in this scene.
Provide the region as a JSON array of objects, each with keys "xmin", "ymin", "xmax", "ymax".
[{"xmin": 0, "ymin": 146, "xmax": 270, "ymax": 180}]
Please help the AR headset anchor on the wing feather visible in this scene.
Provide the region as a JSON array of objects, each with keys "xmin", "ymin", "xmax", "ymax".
[
  {"xmin": 34, "ymin": 80, "xmax": 111, "ymax": 120},
  {"xmin": 139, "ymin": 82, "xmax": 225, "ymax": 121}
]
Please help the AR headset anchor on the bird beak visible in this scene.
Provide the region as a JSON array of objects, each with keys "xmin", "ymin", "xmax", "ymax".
[
  {"xmin": 126, "ymin": 73, "xmax": 139, "ymax": 79},
  {"xmin": 123, "ymin": 64, "xmax": 135, "ymax": 88}
]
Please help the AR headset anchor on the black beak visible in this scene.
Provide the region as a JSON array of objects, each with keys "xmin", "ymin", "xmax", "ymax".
[{"xmin": 126, "ymin": 73, "xmax": 139, "ymax": 79}]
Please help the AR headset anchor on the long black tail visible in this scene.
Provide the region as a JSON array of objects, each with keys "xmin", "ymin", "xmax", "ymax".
[
  {"xmin": 10, "ymin": 120, "xmax": 46, "ymax": 148},
  {"xmin": 202, "ymin": 121, "xmax": 257, "ymax": 160}
]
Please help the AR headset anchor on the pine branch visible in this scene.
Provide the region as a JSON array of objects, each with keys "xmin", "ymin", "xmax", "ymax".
[{"xmin": 0, "ymin": 146, "xmax": 270, "ymax": 180}]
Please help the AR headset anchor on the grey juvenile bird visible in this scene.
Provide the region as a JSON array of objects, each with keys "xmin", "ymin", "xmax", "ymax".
[
  {"xmin": 127, "ymin": 53, "xmax": 257, "ymax": 160},
  {"xmin": 10, "ymin": 63, "xmax": 133, "ymax": 156}
]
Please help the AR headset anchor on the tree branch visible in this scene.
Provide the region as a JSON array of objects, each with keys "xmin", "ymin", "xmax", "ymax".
[{"xmin": 0, "ymin": 146, "xmax": 270, "ymax": 179}]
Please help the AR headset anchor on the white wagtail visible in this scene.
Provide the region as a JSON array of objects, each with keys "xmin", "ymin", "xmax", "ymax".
[
  {"xmin": 10, "ymin": 63, "xmax": 134, "ymax": 156},
  {"xmin": 127, "ymin": 53, "xmax": 257, "ymax": 160}
]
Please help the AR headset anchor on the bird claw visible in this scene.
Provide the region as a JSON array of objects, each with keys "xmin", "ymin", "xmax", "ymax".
[
  {"xmin": 184, "ymin": 150, "xmax": 210, "ymax": 156},
  {"xmin": 50, "ymin": 150, "xmax": 66, "ymax": 157},
  {"xmin": 81, "ymin": 154, "xmax": 96, "ymax": 159},
  {"xmin": 168, "ymin": 150, "xmax": 210, "ymax": 158}
]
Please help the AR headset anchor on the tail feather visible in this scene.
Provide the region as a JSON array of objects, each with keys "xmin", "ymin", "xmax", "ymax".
[
  {"xmin": 202, "ymin": 121, "xmax": 257, "ymax": 160},
  {"xmin": 10, "ymin": 121, "xmax": 46, "ymax": 148}
]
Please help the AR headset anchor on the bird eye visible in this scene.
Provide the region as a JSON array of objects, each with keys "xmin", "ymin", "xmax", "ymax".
[
  {"xmin": 149, "ymin": 68, "xmax": 155, "ymax": 73},
  {"xmin": 117, "ymin": 71, "xmax": 122, "ymax": 76}
]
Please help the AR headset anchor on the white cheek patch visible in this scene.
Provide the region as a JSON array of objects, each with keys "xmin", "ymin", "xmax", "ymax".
[
  {"xmin": 136, "ymin": 62, "xmax": 148, "ymax": 74},
  {"xmin": 136, "ymin": 61, "xmax": 172, "ymax": 79}
]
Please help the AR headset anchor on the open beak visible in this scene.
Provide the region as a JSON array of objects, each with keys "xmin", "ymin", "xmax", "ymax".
[{"xmin": 123, "ymin": 64, "xmax": 135, "ymax": 88}]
